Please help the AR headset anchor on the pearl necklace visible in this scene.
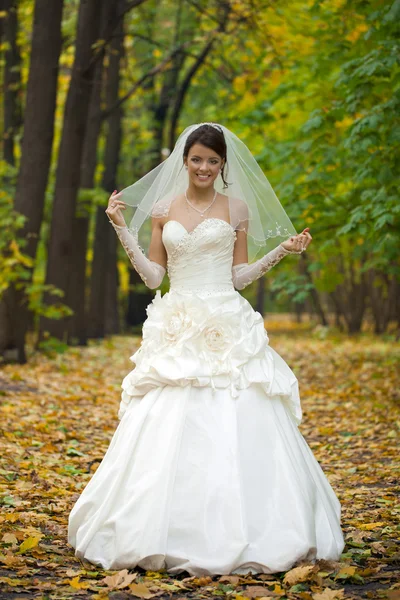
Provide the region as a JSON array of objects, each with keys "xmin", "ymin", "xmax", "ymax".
[{"xmin": 185, "ymin": 189, "xmax": 217, "ymax": 217}]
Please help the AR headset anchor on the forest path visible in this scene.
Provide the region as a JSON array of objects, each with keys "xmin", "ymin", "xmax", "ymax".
[{"xmin": 0, "ymin": 325, "xmax": 398, "ymax": 599}]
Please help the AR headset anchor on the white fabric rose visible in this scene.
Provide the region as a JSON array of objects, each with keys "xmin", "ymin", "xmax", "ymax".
[
  {"xmin": 203, "ymin": 324, "xmax": 231, "ymax": 353},
  {"xmin": 164, "ymin": 310, "xmax": 194, "ymax": 343}
]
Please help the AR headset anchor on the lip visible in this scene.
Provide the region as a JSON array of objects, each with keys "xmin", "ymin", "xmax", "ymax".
[{"xmin": 196, "ymin": 174, "xmax": 211, "ymax": 180}]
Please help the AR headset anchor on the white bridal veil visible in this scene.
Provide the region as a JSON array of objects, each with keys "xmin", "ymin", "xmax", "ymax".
[{"xmin": 119, "ymin": 123, "xmax": 297, "ymax": 261}]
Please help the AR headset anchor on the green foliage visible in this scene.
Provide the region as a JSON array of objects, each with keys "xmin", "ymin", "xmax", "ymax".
[
  {"xmin": 4, "ymin": 0, "xmax": 398, "ymax": 339},
  {"xmin": 270, "ymin": 272, "xmax": 314, "ymax": 304},
  {"xmin": 0, "ymin": 162, "xmax": 74, "ymax": 324},
  {"xmin": 0, "ymin": 169, "xmax": 33, "ymax": 296}
]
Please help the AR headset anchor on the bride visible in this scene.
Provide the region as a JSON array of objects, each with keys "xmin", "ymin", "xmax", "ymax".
[{"xmin": 68, "ymin": 123, "xmax": 345, "ymax": 575}]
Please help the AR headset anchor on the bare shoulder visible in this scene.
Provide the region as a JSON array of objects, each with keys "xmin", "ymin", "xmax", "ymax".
[
  {"xmin": 152, "ymin": 194, "xmax": 184, "ymax": 227},
  {"xmin": 225, "ymin": 195, "xmax": 249, "ymax": 230},
  {"xmin": 231, "ymin": 197, "xmax": 249, "ymax": 217}
]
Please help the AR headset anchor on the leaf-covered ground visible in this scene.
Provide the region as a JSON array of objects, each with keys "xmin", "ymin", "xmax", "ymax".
[{"xmin": 0, "ymin": 320, "xmax": 399, "ymax": 600}]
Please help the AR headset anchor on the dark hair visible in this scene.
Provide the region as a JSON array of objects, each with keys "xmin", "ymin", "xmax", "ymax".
[{"xmin": 183, "ymin": 124, "xmax": 229, "ymax": 189}]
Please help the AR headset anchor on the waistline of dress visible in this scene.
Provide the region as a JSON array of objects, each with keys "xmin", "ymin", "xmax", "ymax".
[{"xmin": 169, "ymin": 284, "xmax": 236, "ymax": 297}]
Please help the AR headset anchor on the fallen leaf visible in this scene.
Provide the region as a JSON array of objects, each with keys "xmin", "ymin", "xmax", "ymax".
[
  {"xmin": 17, "ymin": 537, "xmax": 41, "ymax": 554},
  {"xmin": 312, "ymin": 588, "xmax": 345, "ymax": 600},
  {"xmin": 129, "ymin": 581, "xmax": 156, "ymax": 598},
  {"xmin": 65, "ymin": 575, "xmax": 89, "ymax": 589},
  {"xmin": 220, "ymin": 575, "xmax": 240, "ymax": 585},
  {"xmin": 2, "ymin": 533, "xmax": 18, "ymax": 545},
  {"xmin": 283, "ymin": 565, "xmax": 315, "ymax": 585},
  {"xmin": 243, "ymin": 585, "xmax": 272, "ymax": 598},
  {"xmin": 101, "ymin": 568, "xmax": 137, "ymax": 589},
  {"xmin": 359, "ymin": 522, "xmax": 386, "ymax": 530}
]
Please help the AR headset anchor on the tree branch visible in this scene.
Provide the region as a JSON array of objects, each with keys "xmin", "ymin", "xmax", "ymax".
[{"xmin": 100, "ymin": 42, "xmax": 191, "ymax": 120}]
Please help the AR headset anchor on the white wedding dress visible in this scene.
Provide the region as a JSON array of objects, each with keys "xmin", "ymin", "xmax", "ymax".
[{"xmin": 68, "ymin": 218, "xmax": 345, "ymax": 575}]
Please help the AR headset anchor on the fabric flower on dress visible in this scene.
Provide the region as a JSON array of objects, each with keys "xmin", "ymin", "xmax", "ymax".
[
  {"xmin": 143, "ymin": 291, "xmax": 201, "ymax": 355},
  {"xmin": 164, "ymin": 310, "xmax": 194, "ymax": 343}
]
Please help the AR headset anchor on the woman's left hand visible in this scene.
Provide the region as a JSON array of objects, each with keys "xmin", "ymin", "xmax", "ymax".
[{"xmin": 281, "ymin": 228, "xmax": 312, "ymax": 253}]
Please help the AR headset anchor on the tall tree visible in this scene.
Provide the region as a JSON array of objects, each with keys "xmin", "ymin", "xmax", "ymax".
[
  {"xmin": 0, "ymin": 0, "xmax": 64, "ymax": 362},
  {"xmin": 67, "ymin": 0, "xmax": 118, "ymax": 345},
  {"xmin": 39, "ymin": 0, "xmax": 105, "ymax": 341},
  {"xmin": 89, "ymin": 13, "xmax": 124, "ymax": 338}
]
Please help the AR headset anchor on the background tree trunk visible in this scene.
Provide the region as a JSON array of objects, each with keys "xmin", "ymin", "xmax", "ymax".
[
  {"xmin": 89, "ymin": 10, "xmax": 124, "ymax": 338},
  {"xmin": 40, "ymin": 0, "xmax": 104, "ymax": 341},
  {"xmin": 255, "ymin": 278, "xmax": 265, "ymax": 316},
  {"xmin": 0, "ymin": 0, "xmax": 64, "ymax": 362},
  {"xmin": 300, "ymin": 254, "xmax": 328, "ymax": 327},
  {"xmin": 67, "ymin": 5, "xmax": 110, "ymax": 345}
]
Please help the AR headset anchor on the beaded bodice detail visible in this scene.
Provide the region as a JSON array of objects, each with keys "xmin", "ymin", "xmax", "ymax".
[{"xmin": 162, "ymin": 218, "xmax": 237, "ymax": 294}]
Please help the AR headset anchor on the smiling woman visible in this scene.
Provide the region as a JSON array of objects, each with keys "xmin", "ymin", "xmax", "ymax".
[{"xmin": 67, "ymin": 123, "xmax": 344, "ymax": 576}]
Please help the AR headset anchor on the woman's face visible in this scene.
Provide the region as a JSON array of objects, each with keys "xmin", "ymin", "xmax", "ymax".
[{"xmin": 184, "ymin": 143, "xmax": 224, "ymax": 189}]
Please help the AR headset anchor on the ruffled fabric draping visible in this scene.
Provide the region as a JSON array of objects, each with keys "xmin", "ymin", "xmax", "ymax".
[
  {"xmin": 68, "ymin": 218, "xmax": 345, "ymax": 573},
  {"xmin": 119, "ymin": 288, "xmax": 301, "ymax": 425}
]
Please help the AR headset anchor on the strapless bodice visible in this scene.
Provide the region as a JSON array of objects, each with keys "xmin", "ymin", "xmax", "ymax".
[{"xmin": 162, "ymin": 218, "xmax": 237, "ymax": 295}]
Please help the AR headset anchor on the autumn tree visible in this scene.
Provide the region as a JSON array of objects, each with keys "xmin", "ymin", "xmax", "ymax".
[{"xmin": 0, "ymin": 0, "xmax": 64, "ymax": 362}]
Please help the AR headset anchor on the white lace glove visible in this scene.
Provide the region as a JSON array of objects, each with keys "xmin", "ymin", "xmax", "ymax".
[
  {"xmin": 232, "ymin": 243, "xmax": 294, "ymax": 291},
  {"xmin": 109, "ymin": 220, "xmax": 165, "ymax": 289}
]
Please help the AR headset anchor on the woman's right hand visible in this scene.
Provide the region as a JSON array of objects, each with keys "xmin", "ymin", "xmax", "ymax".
[{"xmin": 105, "ymin": 190, "xmax": 127, "ymax": 227}]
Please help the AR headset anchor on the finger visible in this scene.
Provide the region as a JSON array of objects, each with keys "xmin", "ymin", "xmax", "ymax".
[
  {"xmin": 108, "ymin": 191, "xmax": 123, "ymax": 204},
  {"xmin": 107, "ymin": 200, "xmax": 125, "ymax": 211},
  {"xmin": 300, "ymin": 234, "xmax": 307, "ymax": 245}
]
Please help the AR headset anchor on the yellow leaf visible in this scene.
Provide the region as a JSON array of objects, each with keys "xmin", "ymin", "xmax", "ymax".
[
  {"xmin": 66, "ymin": 576, "xmax": 87, "ymax": 590},
  {"xmin": 2, "ymin": 514, "xmax": 19, "ymax": 523},
  {"xmin": 17, "ymin": 537, "xmax": 40, "ymax": 554},
  {"xmin": 359, "ymin": 522, "xmax": 385, "ymax": 530},
  {"xmin": 129, "ymin": 582, "xmax": 155, "ymax": 598},
  {"xmin": 336, "ymin": 566, "xmax": 356, "ymax": 577},
  {"xmin": 283, "ymin": 565, "xmax": 315, "ymax": 585},
  {"xmin": 312, "ymin": 588, "xmax": 345, "ymax": 600}
]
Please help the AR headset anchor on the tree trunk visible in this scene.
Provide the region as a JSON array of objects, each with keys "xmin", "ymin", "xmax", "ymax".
[
  {"xmin": 40, "ymin": 0, "xmax": 104, "ymax": 341},
  {"xmin": 255, "ymin": 278, "xmax": 265, "ymax": 316},
  {"xmin": 0, "ymin": 0, "xmax": 64, "ymax": 362},
  {"xmin": 89, "ymin": 11, "xmax": 124, "ymax": 338},
  {"xmin": 2, "ymin": 0, "xmax": 22, "ymax": 166},
  {"xmin": 105, "ymin": 232, "xmax": 120, "ymax": 335},
  {"xmin": 67, "ymin": 54, "xmax": 104, "ymax": 345},
  {"xmin": 301, "ymin": 254, "xmax": 328, "ymax": 327},
  {"xmin": 126, "ymin": 271, "xmax": 151, "ymax": 327},
  {"xmin": 67, "ymin": 216, "xmax": 89, "ymax": 345}
]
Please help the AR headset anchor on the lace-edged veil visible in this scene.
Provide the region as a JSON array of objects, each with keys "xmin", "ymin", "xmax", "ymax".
[{"xmin": 119, "ymin": 123, "xmax": 297, "ymax": 261}]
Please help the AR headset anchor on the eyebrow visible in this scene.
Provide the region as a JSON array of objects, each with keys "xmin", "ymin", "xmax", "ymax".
[{"xmin": 190, "ymin": 155, "xmax": 220, "ymax": 159}]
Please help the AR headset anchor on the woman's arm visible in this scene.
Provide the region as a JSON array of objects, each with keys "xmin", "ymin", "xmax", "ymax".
[
  {"xmin": 232, "ymin": 227, "xmax": 312, "ymax": 291},
  {"xmin": 106, "ymin": 191, "xmax": 167, "ymax": 290}
]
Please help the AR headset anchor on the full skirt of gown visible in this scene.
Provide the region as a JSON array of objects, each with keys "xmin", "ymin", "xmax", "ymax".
[{"xmin": 67, "ymin": 287, "xmax": 345, "ymax": 575}]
